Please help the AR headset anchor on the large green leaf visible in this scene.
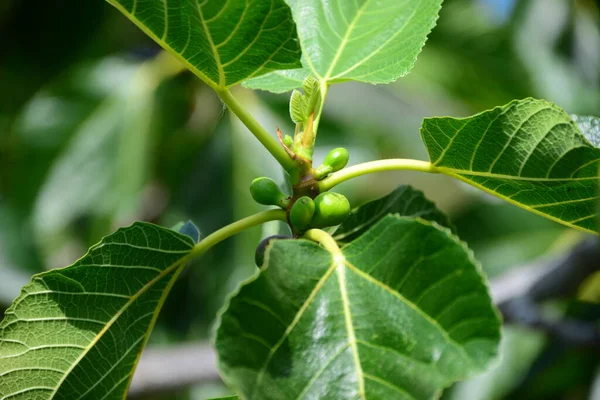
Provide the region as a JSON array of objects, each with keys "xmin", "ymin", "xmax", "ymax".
[
  {"xmin": 421, "ymin": 98, "xmax": 600, "ymax": 234},
  {"xmin": 0, "ymin": 222, "xmax": 195, "ymax": 399},
  {"xmin": 333, "ymin": 185, "xmax": 454, "ymax": 243},
  {"xmin": 107, "ymin": 0, "xmax": 301, "ymax": 89},
  {"xmin": 245, "ymin": 0, "xmax": 442, "ymax": 92},
  {"xmin": 216, "ymin": 216, "xmax": 500, "ymax": 399}
]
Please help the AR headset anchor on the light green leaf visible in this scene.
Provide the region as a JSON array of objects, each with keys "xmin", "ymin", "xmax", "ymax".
[
  {"xmin": 333, "ymin": 185, "xmax": 454, "ymax": 243},
  {"xmin": 421, "ymin": 98, "xmax": 600, "ymax": 234},
  {"xmin": 289, "ymin": 90, "xmax": 305, "ymax": 124},
  {"xmin": 245, "ymin": 69, "xmax": 309, "ymax": 94},
  {"xmin": 245, "ymin": 0, "xmax": 442, "ymax": 92},
  {"xmin": 0, "ymin": 222, "xmax": 195, "ymax": 399},
  {"xmin": 107, "ymin": 0, "xmax": 301, "ymax": 89},
  {"xmin": 216, "ymin": 216, "xmax": 500, "ymax": 399}
]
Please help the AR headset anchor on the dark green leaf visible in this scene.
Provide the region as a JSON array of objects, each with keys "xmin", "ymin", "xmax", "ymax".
[
  {"xmin": 245, "ymin": 0, "xmax": 443, "ymax": 92},
  {"xmin": 333, "ymin": 185, "xmax": 454, "ymax": 243},
  {"xmin": 107, "ymin": 0, "xmax": 302, "ymax": 89},
  {"xmin": 0, "ymin": 222, "xmax": 194, "ymax": 399},
  {"xmin": 421, "ymin": 98, "xmax": 600, "ymax": 234},
  {"xmin": 216, "ymin": 216, "xmax": 500, "ymax": 399}
]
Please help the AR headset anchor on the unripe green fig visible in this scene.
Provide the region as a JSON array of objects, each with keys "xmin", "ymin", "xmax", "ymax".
[
  {"xmin": 314, "ymin": 147, "xmax": 349, "ymax": 179},
  {"xmin": 324, "ymin": 148, "xmax": 349, "ymax": 172},
  {"xmin": 289, "ymin": 196, "xmax": 315, "ymax": 232},
  {"xmin": 249, "ymin": 177, "xmax": 286, "ymax": 207},
  {"xmin": 255, "ymin": 235, "xmax": 292, "ymax": 266},
  {"xmin": 310, "ymin": 192, "xmax": 351, "ymax": 228}
]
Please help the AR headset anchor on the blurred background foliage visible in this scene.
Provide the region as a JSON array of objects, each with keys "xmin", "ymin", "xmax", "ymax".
[{"xmin": 1, "ymin": 0, "xmax": 599, "ymax": 399}]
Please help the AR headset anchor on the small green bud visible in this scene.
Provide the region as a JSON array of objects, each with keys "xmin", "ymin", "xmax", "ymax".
[
  {"xmin": 289, "ymin": 196, "xmax": 315, "ymax": 232},
  {"xmin": 310, "ymin": 192, "xmax": 351, "ymax": 228},
  {"xmin": 314, "ymin": 147, "xmax": 349, "ymax": 179},
  {"xmin": 283, "ymin": 134, "xmax": 293, "ymax": 148},
  {"xmin": 249, "ymin": 177, "xmax": 286, "ymax": 207}
]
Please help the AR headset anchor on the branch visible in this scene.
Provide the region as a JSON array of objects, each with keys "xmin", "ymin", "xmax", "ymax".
[
  {"xmin": 495, "ymin": 236, "xmax": 600, "ymax": 347},
  {"xmin": 490, "ymin": 236, "xmax": 600, "ymax": 303},
  {"xmin": 216, "ymin": 88, "xmax": 297, "ymax": 172}
]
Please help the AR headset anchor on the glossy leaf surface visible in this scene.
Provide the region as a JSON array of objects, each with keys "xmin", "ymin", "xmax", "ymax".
[
  {"xmin": 216, "ymin": 216, "xmax": 500, "ymax": 399},
  {"xmin": 107, "ymin": 0, "xmax": 301, "ymax": 89},
  {"xmin": 245, "ymin": 0, "xmax": 442, "ymax": 92},
  {"xmin": 0, "ymin": 223, "xmax": 194, "ymax": 399},
  {"xmin": 333, "ymin": 185, "xmax": 454, "ymax": 243},
  {"xmin": 421, "ymin": 98, "xmax": 600, "ymax": 234}
]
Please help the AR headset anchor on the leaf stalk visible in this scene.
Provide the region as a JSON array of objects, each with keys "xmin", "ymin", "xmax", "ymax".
[
  {"xmin": 216, "ymin": 88, "xmax": 298, "ymax": 172},
  {"xmin": 318, "ymin": 159, "xmax": 438, "ymax": 191},
  {"xmin": 303, "ymin": 229, "xmax": 342, "ymax": 256},
  {"xmin": 190, "ymin": 209, "xmax": 287, "ymax": 259}
]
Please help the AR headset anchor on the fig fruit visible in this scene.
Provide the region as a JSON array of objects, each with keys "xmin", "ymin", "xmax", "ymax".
[{"xmin": 310, "ymin": 192, "xmax": 351, "ymax": 228}]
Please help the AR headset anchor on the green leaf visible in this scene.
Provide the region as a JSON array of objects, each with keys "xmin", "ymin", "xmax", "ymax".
[
  {"xmin": 107, "ymin": 0, "xmax": 301, "ymax": 89},
  {"xmin": 245, "ymin": 69, "xmax": 309, "ymax": 94},
  {"xmin": 0, "ymin": 222, "xmax": 195, "ymax": 399},
  {"xmin": 245, "ymin": 0, "xmax": 442, "ymax": 92},
  {"xmin": 421, "ymin": 98, "xmax": 600, "ymax": 234},
  {"xmin": 216, "ymin": 216, "xmax": 500, "ymax": 399},
  {"xmin": 333, "ymin": 185, "xmax": 454, "ymax": 243}
]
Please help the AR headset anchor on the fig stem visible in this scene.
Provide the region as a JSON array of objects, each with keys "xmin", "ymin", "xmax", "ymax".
[
  {"xmin": 312, "ymin": 80, "xmax": 329, "ymax": 136},
  {"xmin": 303, "ymin": 229, "xmax": 342, "ymax": 257},
  {"xmin": 216, "ymin": 88, "xmax": 298, "ymax": 172},
  {"xmin": 190, "ymin": 209, "xmax": 287, "ymax": 258},
  {"xmin": 318, "ymin": 159, "xmax": 438, "ymax": 191}
]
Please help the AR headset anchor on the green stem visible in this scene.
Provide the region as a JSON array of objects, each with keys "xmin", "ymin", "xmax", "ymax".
[
  {"xmin": 312, "ymin": 80, "xmax": 329, "ymax": 137},
  {"xmin": 190, "ymin": 209, "xmax": 287, "ymax": 258},
  {"xmin": 318, "ymin": 159, "xmax": 438, "ymax": 191},
  {"xmin": 303, "ymin": 229, "xmax": 342, "ymax": 256},
  {"xmin": 216, "ymin": 88, "xmax": 297, "ymax": 172}
]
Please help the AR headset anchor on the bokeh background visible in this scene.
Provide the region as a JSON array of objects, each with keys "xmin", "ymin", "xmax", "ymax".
[{"xmin": 1, "ymin": 0, "xmax": 599, "ymax": 398}]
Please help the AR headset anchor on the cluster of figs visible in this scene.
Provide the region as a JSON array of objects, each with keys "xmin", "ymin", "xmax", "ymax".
[{"xmin": 250, "ymin": 147, "xmax": 351, "ymax": 233}]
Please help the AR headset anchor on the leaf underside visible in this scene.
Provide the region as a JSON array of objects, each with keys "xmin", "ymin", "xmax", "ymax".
[
  {"xmin": 0, "ymin": 223, "xmax": 194, "ymax": 400},
  {"xmin": 245, "ymin": 0, "xmax": 443, "ymax": 93},
  {"xmin": 421, "ymin": 98, "xmax": 600, "ymax": 234},
  {"xmin": 216, "ymin": 215, "xmax": 500, "ymax": 400},
  {"xmin": 107, "ymin": 0, "xmax": 302, "ymax": 89}
]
